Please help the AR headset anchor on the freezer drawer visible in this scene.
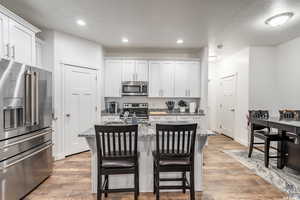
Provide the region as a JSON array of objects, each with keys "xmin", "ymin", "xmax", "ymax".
[
  {"xmin": 0, "ymin": 142, "xmax": 53, "ymax": 200},
  {"xmin": 0, "ymin": 128, "xmax": 52, "ymax": 162}
]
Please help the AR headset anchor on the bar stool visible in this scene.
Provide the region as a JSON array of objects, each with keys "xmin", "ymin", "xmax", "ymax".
[
  {"xmin": 95, "ymin": 125, "xmax": 139, "ymax": 200},
  {"xmin": 248, "ymin": 110, "xmax": 283, "ymax": 168},
  {"xmin": 279, "ymin": 110, "xmax": 300, "ymax": 143},
  {"xmin": 153, "ymin": 123, "xmax": 197, "ymax": 200}
]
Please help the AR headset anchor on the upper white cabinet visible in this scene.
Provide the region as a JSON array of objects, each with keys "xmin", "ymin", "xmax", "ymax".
[
  {"xmin": 8, "ymin": 19, "xmax": 36, "ymax": 65},
  {"xmin": 175, "ymin": 61, "xmax": 201, "ymax": 98},
  {"xmin": 122, "ymin": 60, "xmax": 148, "ymax": 82},
  {"xmin": 0, "ymin": 6, "xmax": 40, "ymax": 65},
  {"xmin": 149, "ymin": 61, "xmax": 175, "ymax": 97},
  {"xmin": 104, "ymin": 60, "xmax": 123, "ymax": 97},
  {"xmin": 0, "ymin": 12, "xmax": 8, "ymax": 59},
  {"xmin": 35, "ymin": 38, "xmax": 43, "ymax": 67}
]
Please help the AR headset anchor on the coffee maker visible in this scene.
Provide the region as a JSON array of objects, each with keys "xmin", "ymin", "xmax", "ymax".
[{"xmin": 105, "ymin": 101, "xmax": 119, "ymax": 114}]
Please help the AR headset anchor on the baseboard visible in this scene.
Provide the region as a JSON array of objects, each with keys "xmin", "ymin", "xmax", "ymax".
[
  {"xmin": 54, "ymin": 153, "xmax": 65, "ymax": 161},
  {"xmin": 235, "ymin": 137, "xmax": 248, "ymax": 147}
]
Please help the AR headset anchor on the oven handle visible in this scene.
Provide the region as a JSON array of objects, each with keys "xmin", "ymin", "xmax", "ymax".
[{"xmin": 0, "ymin": 144, "xmax": 52, "ymax": 170}]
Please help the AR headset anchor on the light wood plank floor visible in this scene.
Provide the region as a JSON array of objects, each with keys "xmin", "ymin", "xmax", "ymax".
[{"xmin": 24, "ymin": 135, "xmax": 288, "ymax": 200}]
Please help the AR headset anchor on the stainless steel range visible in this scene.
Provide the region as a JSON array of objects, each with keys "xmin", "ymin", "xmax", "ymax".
[
  {"xmin": 120, "ymin": 103, "xmax": 149, "ymax": 119},
  {"xmin": 0, "ymin": 58, "xmax": 53, "ymax": 200}
]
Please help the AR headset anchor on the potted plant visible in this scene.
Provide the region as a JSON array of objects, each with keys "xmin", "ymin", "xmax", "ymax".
[{"xmin": 178, "ymin": 100, "xmax": 187, "ymax": 113}]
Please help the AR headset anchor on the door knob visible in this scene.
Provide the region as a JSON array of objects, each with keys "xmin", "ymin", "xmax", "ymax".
[{"xmin": 66, "ymin": 114, "xmax": 71, "ymax": 117}]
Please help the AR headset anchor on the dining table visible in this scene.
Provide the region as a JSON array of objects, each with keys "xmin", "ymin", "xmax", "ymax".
[{"xmin": 250, "ymin": 117, "xmax": 300, "ymax": 170}]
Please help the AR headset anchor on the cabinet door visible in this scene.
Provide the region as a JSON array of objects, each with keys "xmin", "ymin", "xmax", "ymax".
[
  {"xmin": 122, "ymin": 60, "xmax": 136, "ymax": 82},
  {"xmin": 35, "ymin": 39, "xmax": 43, "ymax": 67},
  {"xmin": 104, "ymin": 60, "xmax": 123, "ymax": 97},
  {"xmin": 160, "ymin": 61, "xmax": 175, "ymax": 97},
  {"xmin": 188, "ymin": 62, "xmax": 201, "ymax": 97},
  {"xmin": 0, "ymin": 13, "xmax": 9, "ymax": 58},
  {"xmin": 135, "ymin": 60, "xmax": 148, "ymax": 81},
  {"xmin": 174, "ymin": 61, "xmax": 189, "ymax": 97},
  {"xmin": 9, "ymin": 19, "xmax": 36, "ymax": 65},
  {"xmin": 149, "ymin": 61, "xmax": 162, "ymax": 97}
]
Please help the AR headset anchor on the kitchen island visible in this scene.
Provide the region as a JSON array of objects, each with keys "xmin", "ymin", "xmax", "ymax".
[{"xmin": 79, "ymin": 121, "xmax": 215, "ymax": 193}]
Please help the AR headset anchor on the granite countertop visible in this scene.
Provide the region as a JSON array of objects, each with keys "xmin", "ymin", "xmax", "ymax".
[
  {"xmin": 101, "ymin": 109, "xmax": 205, "ymax": 117},
  {"xmin": 79, "ymin": 121, "xmax": 215, "ymax": 138}
]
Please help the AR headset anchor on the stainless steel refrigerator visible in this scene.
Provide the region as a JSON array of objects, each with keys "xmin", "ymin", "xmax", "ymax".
[{"xmin": 0, "ymin": 58, "xmax": 53, "ymax": 200}]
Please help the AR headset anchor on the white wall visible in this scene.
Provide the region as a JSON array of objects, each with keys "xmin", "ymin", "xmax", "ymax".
[
  {"xmin": 249, "ymin": 47, "xmax": 279, "ymax": 116},
  {"xmin": 41, "ymin": 30, "xmax": 104, "ymax": 160},
  {"xmin": 209, "ymin": 48, "xmax": 250, "ymax": 146},
  {"xmin": 276, "ymin": 37, "xmax": 300, "ymax": 110}
]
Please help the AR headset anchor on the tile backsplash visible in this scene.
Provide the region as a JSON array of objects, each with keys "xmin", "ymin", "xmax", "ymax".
[{"xmin": 105, "ymin": 97, "xmax": 200, "ymax": 109}]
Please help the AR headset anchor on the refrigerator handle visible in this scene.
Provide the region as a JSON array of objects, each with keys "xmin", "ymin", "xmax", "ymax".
[
  {"xmin": 25, "ymin": 71, "xmax": 32, "ymax": 125},
  {"xmin": 31, "ymin": 72, "xmax": 35, "ymax": 125},
  {"xmin": 35, "ymin": 72, "xmax": 39, "ymax": 125}
]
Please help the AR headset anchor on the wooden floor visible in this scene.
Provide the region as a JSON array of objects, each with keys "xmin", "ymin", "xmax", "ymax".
[{"xmin": 24, "ymin": 135, "xmax": 287, "ymax": 200}]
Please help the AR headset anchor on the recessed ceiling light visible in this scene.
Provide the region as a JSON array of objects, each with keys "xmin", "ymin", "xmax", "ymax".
[
  {"xmin": 77, "ymin": 19, "xmax": 86, "ymax": 26},
  {"xmin": 176, "ymin": 39, "xmax": 184, "ymax": 44},
  {"xmin": 122, "ymin": 37, "xmax": 129, "ymax": 43},
  {"xmin": 265, "ymin": 12, "xmax": 294, "ymax": 27},
  {"xmin": 208, "ymin": 56, "xmax": 218, "ymax": 62}
]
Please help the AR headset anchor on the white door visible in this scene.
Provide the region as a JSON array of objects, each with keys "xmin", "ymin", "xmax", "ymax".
[
  {"xmin": 135, "ymin": 60, "xmax": 148, "ymax": 81},
  {"xmin": 174, "ymin": 61, "xmax": 189, "ymax": 97},
  {"xmin": 9, "ymin": 19, "xmax": 35, "ymax": 65},
  {"xmin": 104, "ymin": 60, "xmax": 122, "ymax": 97},
  {"xmin": 64, "ymin": 65, "xmax": 97, "ymax": 156},
  {"xmin": 149, "ymin": 61, "xmax": 162, "ymax": 97},
  {"xmin": 160, "ymin": 61, "xmax": 175, "ymax": 97},
  {"xmin": 188, "ymin": 61, "xmax": 201, "ymax": 97},
  {"xmin": 122, "ymin": 60, "xmax": 135, "ymax": 82},
  {"xmin": 0, "ymin": 13, "xmax": 8, "ymax": 58},
  {"xmin": 219, "ymin": 75, "xmax": 236, "ymax": 138}
]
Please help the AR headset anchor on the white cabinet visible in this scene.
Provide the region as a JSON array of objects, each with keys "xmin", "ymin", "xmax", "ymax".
[
  {"xmin": 104, "ymin": 60, "xmax": 123, "ymax": 97},
  {"xmin": 149, "ymin": 115, "xmax": 177, "ymax": 122},
  {"xmin": 101, "ymin": 115, "xmax": 120, "ymax": 123},
  {"xmin": 149, "ymin": 61, "xmax": 175, "ymax": 97},
  {"xmin": 174, "ymin": 61, "xmax": 201, "ymax": 98},
  {"xmin": 0, "ymin": 12, "xmax": 8, "ymax": 58},
  {"xmin": 35, "ymin": 38, "xmax": 43, "ymax": 67},
  {"xmin": 122, "ymin": 60, "xmax": 148, "ymax": 82},
  {"xmin": 8, "ymin": 19, "xmax": 36, "ymax": 65},
  {"xmin": 122, "ymin": 60, "xmax": 136, "ymax": 81}
]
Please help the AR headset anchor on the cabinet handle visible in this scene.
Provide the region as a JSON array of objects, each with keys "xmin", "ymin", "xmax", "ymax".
[
  {"xmin": 5, "ymin": 44, "xmax": 10, "ymax": 58},
  {"xmin": 11, "ymin": 45, "xmax": 15, "ymax": 59},
  {"xmin": 189, "ymin": 89, "xmax": 191, "ymax": 97}
]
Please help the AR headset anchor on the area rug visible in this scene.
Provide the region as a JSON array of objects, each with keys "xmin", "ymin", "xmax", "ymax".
[{"xmin": 223, "ymin": 149, "xmax": 300, "ymax": 200}]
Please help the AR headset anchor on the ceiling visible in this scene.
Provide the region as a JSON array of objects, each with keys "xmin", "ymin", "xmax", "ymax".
[{"xmin": 1, "ymin": 0, "xmax": 300, "ymax": 56}]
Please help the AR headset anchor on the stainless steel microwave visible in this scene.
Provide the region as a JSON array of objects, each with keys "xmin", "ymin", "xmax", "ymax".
[{"xmin": 122, "ymin": 81, "xmax": 148, "ymax": 96}]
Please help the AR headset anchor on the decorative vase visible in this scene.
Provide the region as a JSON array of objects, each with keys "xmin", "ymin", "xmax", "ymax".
[{"xmin": 180, "ymin": 106, "xmax": 186, "ymax": 113}]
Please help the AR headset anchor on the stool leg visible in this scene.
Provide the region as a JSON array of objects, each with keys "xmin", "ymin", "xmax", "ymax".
[
  {"xmin": 190, "ymin": 168, "xmax": 195, "ymax": 200},
  {"xmin": 182, "ymin": 172, "xmax": 186, "ymax": 193},
  {"xmin": 134, "ymin": 169, "xmax": 138, "ymax": 200},
  {"xmin": 97, "ymin": 172, "xmax": 102, "ymax": 200},
  {"xmin": 104, "ymin": 175, "xmax": 108, "ymax": 197},
  {"xmin": 248, "ymin": 125, "xmax": 254, "ymax": 158},
  {"xmin": 265, "ymin": 138, "xmax": 270, "ymax": 168},
  {"xmin": 153, "ymin": 162, "xmax": 156, "ymax": 194},
  {"xmin": 156, "ymin": 165, "xmax": 160, "ymax": 200}
]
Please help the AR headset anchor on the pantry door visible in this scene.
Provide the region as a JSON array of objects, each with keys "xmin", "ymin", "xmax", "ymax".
[{"xmin": 63, "ymin": 64, "xmax": 97, "ymax": 156}]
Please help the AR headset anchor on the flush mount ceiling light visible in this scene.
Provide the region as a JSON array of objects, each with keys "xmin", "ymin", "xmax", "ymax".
[
  {"xmin": 76, "ymin": 19, "xmax": 86, "ymax": 26},
  {"xmin": 265, "ymin": 12, "xmax": 294, "ymax": 27},
  {"xmin": 176, "ymin": 39, "xmax": 184, "ymax": 44},
  {"xmin": 122, "ymin": 37, "xmax": 129, "ymax": 43}
]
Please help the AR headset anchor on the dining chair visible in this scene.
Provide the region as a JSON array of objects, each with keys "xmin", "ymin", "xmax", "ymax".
[
  {"xmin": 95, "ymin": 125, "xmax": 139, "ymax": 200},
  {"xmin": 153, "ymin": 123, "xmax": 197, "ymax": 200},
  {"xmin": 248, "ymin": 110, "xmax": 283, "ymax": 168},
  {"xmin": 279, "ymin": 110, "xmax": 300, "ymax": 142}
]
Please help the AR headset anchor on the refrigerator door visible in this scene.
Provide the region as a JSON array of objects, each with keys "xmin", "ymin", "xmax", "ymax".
[
  {"xmin": 0, "ymin": 59, "xmax": 31, "ymax": 141},
  {"xmin": 30, "ymin": 66, "xmax": 52, "ymax": 129}
]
